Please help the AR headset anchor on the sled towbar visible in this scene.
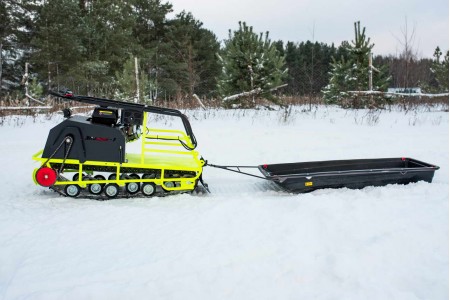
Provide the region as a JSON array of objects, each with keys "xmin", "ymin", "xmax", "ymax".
[{"xmin": 206, "ymin": 163, "xmax": 269, "ymax": 180}]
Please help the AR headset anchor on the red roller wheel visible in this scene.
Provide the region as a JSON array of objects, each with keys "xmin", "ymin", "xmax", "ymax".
[{"xmin": 35, "ymin": 167, "xmax": 57, "ymax": 187}]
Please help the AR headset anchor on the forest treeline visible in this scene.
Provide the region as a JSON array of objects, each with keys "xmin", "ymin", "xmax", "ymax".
[{"xmin": 1, "ymin": 0, "xmax": 448, "ymax": 105}]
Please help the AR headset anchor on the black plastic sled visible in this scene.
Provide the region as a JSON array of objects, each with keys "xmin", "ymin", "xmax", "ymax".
[{"xmin": 257, "ymin": 157, "xmax": 439, "ymax": 193}]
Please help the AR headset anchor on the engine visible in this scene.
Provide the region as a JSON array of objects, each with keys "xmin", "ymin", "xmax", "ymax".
[{"xmin": 42, "ymin": 106, "xmax": 144, "ymax": 164}]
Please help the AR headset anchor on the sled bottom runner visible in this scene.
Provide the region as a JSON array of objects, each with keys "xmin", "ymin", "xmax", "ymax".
[{"xmin": 256, "ymin": 158, "xmax": 439, "ymax": 193}]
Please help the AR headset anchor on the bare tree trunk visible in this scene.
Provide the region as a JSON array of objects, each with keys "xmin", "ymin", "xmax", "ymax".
[
  {"xmin": 79, "ymin": 0, "xmax": 86, "ymax": 10},
  {"xmin": 187, "ymin": 43, "xmax": 196, "ymax": 98},
  {"xmin": 394, "ymin": 17, "xmax": 418, "ymax": 88},
  {"xmin": 22, "ymin": 62, "xmax": 45, "ymax": 105},
  {"xmin": 134, "ymin": 57, "xmax": 139, "ymax": 103},
  {"xmin": 368, "ymin": 53, "xmax": 373, "ymax": 91},
  {"xmin": 24, "ymin": 62, "xmax": 29, "ymax": 97},
  {"xmin": 193, "ymin": 94, "xmax": 206, "ymax": 110},
  {"xmin": 310, "ymin": 22, "xmax": 315, "ymax": 110},
  {"xmin": 48, "ymin": 62, "xmax": 52, "ymax": 91},
  {"xmin": 248, "ymin": 65, "xmax": 255, "ymax": 105}
]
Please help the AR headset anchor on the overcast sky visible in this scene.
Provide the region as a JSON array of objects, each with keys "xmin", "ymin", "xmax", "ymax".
[{"xmin": 168, "ymin": 0, "xmax": 448, "ymax": 58}]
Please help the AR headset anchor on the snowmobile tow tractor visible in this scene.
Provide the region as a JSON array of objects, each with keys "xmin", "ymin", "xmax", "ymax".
[{"xmin": 32, "ymin": 91, "xmax": 440, "ymax": 199}]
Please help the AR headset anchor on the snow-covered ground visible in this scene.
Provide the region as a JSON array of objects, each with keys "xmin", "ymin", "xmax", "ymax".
[{"xmin": 0, "ymin": 105, "xmax": 448, "ymax": 300}]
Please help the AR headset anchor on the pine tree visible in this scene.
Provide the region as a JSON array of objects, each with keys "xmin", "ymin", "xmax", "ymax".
[
  {"xmin": 0, "ymin": 1, "xmax": 12, "ymax": 94},
  {"xmin": 1, "ymin": 0, "xmax": 39, "ymax": 96},
  {"xmin": 284, "ymin": 41, "xmax": 301, "ymax": 95},
  {"xmin": 78, "ymin": 0, "xmax": 137, "ymax": 94},
  {"xmin": 218, "ymin": 22, "xmax": 286, "ymax": 106},
  {"xmin": 159, "ymin": 12, "xmax": 200, "ymax": 99},
  {"xmin": 163, "ymin": 11, "xmax": 220, "ymax": 99},
  {"xmin": 322, "ymin": 21, "xmax": 390, "ymax": 108},
  {"xmin": 430, "ymin": 46, "xmax": 449, "ymax": 92},
  {"xmin": 283, "ymin": 41, "xmax": 338, "ymax": 97},
  {"xmin": 129, "ymin": 0, "xmax": 173, "ymax": 101},
  {"xmin": 31, "ymin": 0, "xmax": 84, "ymax": 91}
]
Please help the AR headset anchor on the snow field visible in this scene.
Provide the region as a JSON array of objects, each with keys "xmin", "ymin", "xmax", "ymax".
[{"xmin": 0, "ymin": 106, "xmax": 448, "ymax": 299}]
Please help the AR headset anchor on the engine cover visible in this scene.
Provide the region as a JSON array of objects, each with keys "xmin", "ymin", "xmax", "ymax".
[{"xmin": 42, "ymin": 115, "xmax": 126, "ymax": 163}]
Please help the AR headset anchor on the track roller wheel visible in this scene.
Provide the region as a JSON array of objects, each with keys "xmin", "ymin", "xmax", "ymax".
[
  {"xmin": 88, "ymin": 175, "xmax": 105, "ymax": 195},
  {"xmin": 162, "ymin": 181, "xmax": 175, "ymax": 192},
  {"xmin": 141, "ymin": 182, "xmax": 156, "ymax": 196},
  {"xmin": 65, "ymin": 184, "xmax": 81, "ymax": 197},
  {"xmin": 126, "ymin": 174, "xmax": 140, "ymax": 195},
  {"xmin": 104, "ymin": 183, "xmax": 120, "ymax": 198},
  {"xmin": 94, "ymin": 175, "xmax": 106, "ymax": 186},
  {"xmin": 73, "ymin": 173, "xmax": 85, "ymax": 181}
]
